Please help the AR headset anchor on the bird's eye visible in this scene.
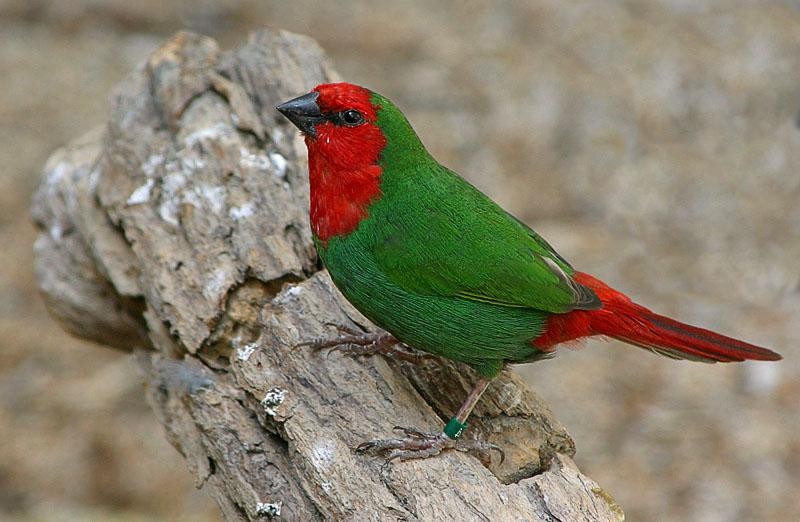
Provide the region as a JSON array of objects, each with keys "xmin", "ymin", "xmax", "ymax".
[{"xmin": 340, "ymin": 109, "xmax": 365, "ymax": 126}]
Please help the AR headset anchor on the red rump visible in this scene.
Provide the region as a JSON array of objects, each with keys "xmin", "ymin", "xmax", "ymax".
[
  {"xmin": 307, "ymin": 83, "xmax": 387, "ymax": 242},
  {"xmin": 533, "ymin": 272, "xmax": 782, "ymax": 362}
]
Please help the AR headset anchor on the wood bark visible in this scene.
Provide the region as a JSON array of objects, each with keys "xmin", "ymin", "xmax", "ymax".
[{"xmin": 31, "ymin": 29, "xmax": 625, "ymax": 521}]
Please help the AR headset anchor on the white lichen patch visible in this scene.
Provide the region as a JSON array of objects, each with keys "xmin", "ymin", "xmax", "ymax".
[
  {"xmin": 271, "ymin": 127, "xmax": 285, "ymax": 146},
  {"xmin": 156, "ymin": 164, "xmax": 228, "ymax": 223},
  {"xmin": 269, "ymin": 152, "xmax": 287, "ymax": 178},
  {"xmin": 158, "ymin": 171, "xmax": 188, "ymax": 226},
  {"xmin": 197, "ymin": 184, "xmax": 226, "ymax": 214},
  {"xmin": 87, "ymin": 167, "xmax": 101, "ymax": 193},
  {"xmin": 229, "ymin": 202, "xmax": 255, "ymax": 221},
  {"xmin": 203, "ymin": 267, "xmax": 231, "ymax": 300},
  {"xmin": 236, "ymin": 343, "xmax": 257, "ymax": 362},
  {"xmin": 49, "ymin": 221, "xmax": 64, "ymax": 241},
  {"xmin": 141, "ymin": 153, "xmax": 164, "ymax": 176},
  {"xmin": 272, "ymin": 284, "xmax": 304, "ymax": 306},
  {"xmin": 261, "ymin": 387, "xmax": 287, "ymax": 416},
  {"xmin": 254, "ymin": 500, "xmax": 282, "ymax": 518},
  {"xmin": 184, "ymin": 123, "xmax": 232, "ymax": 147},
  {"xmin": 158, "ymin": 201, "xmax": 180, "ymax": 226},
  {"xmin": 180, "ymin": 154, "xmax": 206, "ymax": 172},
  {"xmin": 240, "ymin": 147, "xmax": 271, "ymax": 170},
  {"xmin": 127, "ymin": 178, "xmax": 156, "ymax": 205},
  {"xmin": 310, "ymin": 438, "xmax": 337, "ymax": 471}
]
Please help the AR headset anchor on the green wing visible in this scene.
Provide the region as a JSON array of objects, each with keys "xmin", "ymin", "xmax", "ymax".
[{"xmin": 371, "ymin": 165, "xmax": 600, "ymax": 313}]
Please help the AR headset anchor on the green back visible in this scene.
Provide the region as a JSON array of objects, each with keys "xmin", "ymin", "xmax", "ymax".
[{"xmin": 364, "ymin": 92, "xmax": 597, "ymax": 313}]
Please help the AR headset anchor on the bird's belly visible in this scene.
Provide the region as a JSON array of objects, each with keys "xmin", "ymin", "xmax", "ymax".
[{"xmin": 319, "ymin": 238, "xmax": 547, "ymax": 376}]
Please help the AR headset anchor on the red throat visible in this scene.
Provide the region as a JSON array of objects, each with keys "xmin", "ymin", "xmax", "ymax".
[{"xmin": 306, "ymin": 83, "xmax": 387, "ymax": 242}]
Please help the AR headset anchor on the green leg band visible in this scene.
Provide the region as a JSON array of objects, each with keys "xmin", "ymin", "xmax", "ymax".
[{"xmin": 443, "ymin": 417, "xmax": 467, "ymax": 440}]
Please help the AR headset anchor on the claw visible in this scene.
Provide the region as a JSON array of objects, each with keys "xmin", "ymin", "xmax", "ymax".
[
  {"xmin": 356, "ymin": 427, "xmax": 503, "ymax": 465},
  {"xmin": 454, "ymin": 440, "xmax": 506, "ymax": 465},
  {"xmin": 387, "ymin": 446, "xmax": 442, "ymax": 462},
  {"xmin": 295, "ymin": 327, "xmax": 437, "ymax": 365},
  {"xmin": 355, "ymin": 441, "xmax": 375, "ymax": 453},
  {"xmin": 392, "ymin": 426, "xmax": 428, "ymax": 439},
  {"xmin": 356, "ymin": 438, "xmax": 403, "ymax": 453},
  {"xmin": 322, "ymin": 321, "xmax": 364, "ymax": 337},
  {"xmin": 293, "ymin": 338, "xmax": 316, "ymax": 349},
  {"xmin": 294, "ymin": 323, "xmax": 369, "ymax": 350}
]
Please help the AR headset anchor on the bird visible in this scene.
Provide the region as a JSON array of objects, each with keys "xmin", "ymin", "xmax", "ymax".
[{"xmin": 276, "ymin": 82, "xmax": 782, "ymax": 462}]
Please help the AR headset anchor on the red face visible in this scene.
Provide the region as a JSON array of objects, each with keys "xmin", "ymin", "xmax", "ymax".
[
  {"xmin": 308, "ymin": 83, "xmax": 387, "ymax": 171},
  {"xmin": 276, "ymin": 82, "xmax": 389, "ymax": 242}
]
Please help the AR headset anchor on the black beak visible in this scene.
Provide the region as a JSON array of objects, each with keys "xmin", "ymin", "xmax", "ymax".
[{"xmin": 276, "ymin": 91, "xmax": 325, "ymax": 137}]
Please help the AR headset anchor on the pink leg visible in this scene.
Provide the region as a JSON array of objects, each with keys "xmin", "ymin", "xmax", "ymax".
[{"xmin": 356, "ymin": 377, "xmax": 503, "ymax": 463}]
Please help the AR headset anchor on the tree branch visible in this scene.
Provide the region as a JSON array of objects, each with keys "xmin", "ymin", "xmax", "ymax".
[{"xmin": 31, "ymin": 29, "xmax": 624, "ymax": 521}]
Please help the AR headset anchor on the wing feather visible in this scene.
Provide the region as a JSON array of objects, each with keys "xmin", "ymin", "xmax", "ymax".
[{"xmin": 372, "ymin": 165, "xmax": 600, "ymax": 313}]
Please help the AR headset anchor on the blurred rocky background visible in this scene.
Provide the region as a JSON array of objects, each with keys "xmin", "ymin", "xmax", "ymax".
[{"xmin": 2, "ymin": 0, "xmax": 798, "ymax": 520}]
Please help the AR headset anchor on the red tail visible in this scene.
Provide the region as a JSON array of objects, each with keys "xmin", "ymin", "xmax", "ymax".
[{"xmin": 534, "ymin": 272, "xmax": 782, "ymax": 362}]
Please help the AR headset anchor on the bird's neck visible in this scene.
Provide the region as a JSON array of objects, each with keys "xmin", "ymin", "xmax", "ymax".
[{"xmin": 308, "ymin": 151, "xmax": 383, "ymax": 243}]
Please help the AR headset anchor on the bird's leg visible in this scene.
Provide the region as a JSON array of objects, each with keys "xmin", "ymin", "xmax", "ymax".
[
  {"xmin": 296, "ymin": 324, "xmax": 435, "ymax": 364},
  {"xmin": 356, "ymin": 377, "xmax": 504, "ymax": 463}
]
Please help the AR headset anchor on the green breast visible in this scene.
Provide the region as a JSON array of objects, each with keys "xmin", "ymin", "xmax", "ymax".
[{"xmin": 315, "ymin": 196, "xmax": 549, "ymax": 379}]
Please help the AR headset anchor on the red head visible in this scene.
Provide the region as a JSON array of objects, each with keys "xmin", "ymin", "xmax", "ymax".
[
  {"xmin": 308, "ymin": 83, "xmax": 387, "ymax": 170},
  {"xmin": 276, "ymin": 82, "xmax": 388, "ymax": 242}
]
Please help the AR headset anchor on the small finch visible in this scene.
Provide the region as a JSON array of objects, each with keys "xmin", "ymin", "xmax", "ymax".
[{"xmin": 277, "ymin": 83, "xmax": 781, "ymax": 461}]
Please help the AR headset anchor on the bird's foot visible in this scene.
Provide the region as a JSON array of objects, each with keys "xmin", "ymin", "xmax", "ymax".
[
  {"xmin": 296, "ymin": 324, "xmax": 435, "ymax": 364},
  {"xmin": 356, "ymin": 426, "xmax": 504, "ymax": 464}
]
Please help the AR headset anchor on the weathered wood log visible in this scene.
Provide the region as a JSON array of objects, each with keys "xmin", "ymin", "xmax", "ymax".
[{"xmin": 31, "ymin": 29, "xmax": 624, "ymax": 521}]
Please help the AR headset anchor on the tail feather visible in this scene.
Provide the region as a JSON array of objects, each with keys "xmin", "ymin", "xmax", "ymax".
[
  {"xmin": 609, "ymin": 310, "xmax": 781, "ymax": 363},
  {"xmin": 534, "ymin": 272, "xmax": 782, "ymax": 363}
]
